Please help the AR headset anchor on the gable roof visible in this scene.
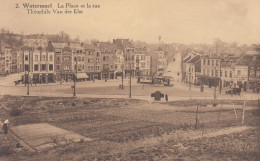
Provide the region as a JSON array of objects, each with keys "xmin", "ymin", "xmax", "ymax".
[{"xmin": 187, "ymin": 55, "xmax": 200, "ymax": 64}]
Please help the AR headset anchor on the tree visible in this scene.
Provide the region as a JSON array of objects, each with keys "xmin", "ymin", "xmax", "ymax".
[{"xmin": 213, "ymin": 38, "xmax": 225, "ymax": 54}]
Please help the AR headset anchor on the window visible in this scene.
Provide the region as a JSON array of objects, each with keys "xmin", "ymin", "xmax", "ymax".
[
  {"xmin": 230, "ymin": 71, "xmax": 232, "ymax": 78},
  {"xmin": 212, "ymin": 60, "xmax": 214, "ymax": 66},
  {"xmin": 25, "ymin": 64, "xmax": 29, "ymax": 71},
  {"xmin": 96, "ymin": 66, "xmax": 99, "ymax": 70},
  {"xmin": 82, "ymin": 64, "xmax": 84, "ymax": 70},
  {"xmin": 35, "ymin": 55, "xmax": 38, "ymax": 61},
  {"xmin": 115, "ymin": 64, "xmax": 118, "ymax": 69},
  {"xmin": 203, "ymin": 69, "xmax": 205, "ymax": 75},
  {"xmin": 42, "ymin": 55, "xmax": 46, "ymax": 61},
  {"xmin": 49, "ymin": 64, "xmax": 53, "ymax": 71},
  {"xmin": 25, "ymin": 55, "xmax": 29, "ymax": 61},
  {"xmin": 34, "ymin": 65, "xmax": 39, "ymax": 71},
  {"xmin": 49, "ymin": 55, "xmax": 53, "ymax": 61},
  {"xmin": 192, "ymin": 68, "xmax": 194, "ymax": 73},
  {"xmin": 141, "ymin": 55, "xmax": 145, "ymax": 60},
  {"xmin": 220, "ymin": 70, "xmax": 222, "ymax": 77},
  {"xmin": 103, "ymin": 56, "xmax": 106, "ymax": 61},
  {"xmin": 238, "ymin": 70, "xmax": 241, "ymax": 76},
  {"xmin": 96, "ymin": 58, "xmax": 99, "ymax": 63},
  {"xmin": 203, "ymin": 59, "xmax": 206, "ymax": 65},
  {"xmin": 57, "ymin": 65, "xmax": 60, "ymax": 70},
  {"xmin": 82, "ymin": 57, "xmax": 84, "ymax": 61},
  {"xmin": 41, "ymin": 64, "xmax": 46, "ymax": 71},
  {"xmin": 225, "ymin": 71, "xmax": 227, "ymax": 77},
  {"xmin": 97, "ymin": 52, "xmax": 100, "ymax": 57},
  {"xmin": 88, "ymin": 59, "xmax": 91, "ymax": 63},
  {"xmin": 57, "ymin": 56, "xmax": 60, "ymax": 61},
  {"xmin": 216, "ymin": 70, "xmax": 218, "ymax": 77},
  {"xmin": 212, "ymin": 70, "xmax": 214, "ymax": 76},
  {"xmin": 216, "ymin": 60, "xmax": 219, "ymax": 66},
  {"xmin": 208, "ymin": 59, "xmax": 210, "ymax": 65}
]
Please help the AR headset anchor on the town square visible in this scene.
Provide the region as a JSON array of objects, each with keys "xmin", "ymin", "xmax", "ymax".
[{"xmin": 0, "ymin": 0, "xmax": 259, "ymax": 160}]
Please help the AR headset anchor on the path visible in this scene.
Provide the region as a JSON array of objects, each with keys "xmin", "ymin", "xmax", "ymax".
[{"xmin": 11, "ymin": 123, "xmax": 93, "ymax": 151}]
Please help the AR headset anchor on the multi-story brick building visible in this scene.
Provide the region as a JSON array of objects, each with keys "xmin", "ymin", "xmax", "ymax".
[
  {"xmin": 150, "ymin": 50, "xmax": 167, "ymax": 76},
  {"xmin": 247, "ymin": 54, "xmax": 260, "ymax": 92},
  {"xmin": 134, "ymin": 47, "xmax": 150, "ymax": 77},
  {"xmin": 0, "ymin": 41, "xmax": 11, "ymax": 76},
  {"xmin": 99, "ymin": 42, "xmax": 116, "ymax": 80},
  {"xmin": 71, "ymin": 43, "xmax": 88, "ymax": 81},
  {"xmin": 114, "ymin": 50, "xmax": 125, "ymax": 79},
  {"xmin": 53, "ymin": 43, "xmax": 75, "ymax": 82},
  {"xmin": 198, "ymin": 55, "xmax": 221, "ymax": 87},
  {"xmin": 184, "ymin": 55, "xmax": 201, "ymax": 84},
  {"xmin": 22, "ymin": 49, "xmax": 55, "ymax": 84},
  {"xmin": 85, "ymin": 44, "xmax": 100, "ymax": 80},
  {"xmin": 220, "ymin": 56, "xmax": 240, "ymax": 88}
]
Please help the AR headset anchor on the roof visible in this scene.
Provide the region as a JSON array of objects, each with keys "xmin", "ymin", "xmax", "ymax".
[
  {"xmin": 187, "ymin": 55, "xmax": 200, "ymax": 64},
  {"xmin": 183, "ymin": 56, "xmax": 191, "ymax": 63},
  {"xmin": 237, "ymin": 54, "xmax": 260, "ymax": 67},
  {"xmin": 0, "ymin": 41, "xmax": 10, "ymax": 54}
]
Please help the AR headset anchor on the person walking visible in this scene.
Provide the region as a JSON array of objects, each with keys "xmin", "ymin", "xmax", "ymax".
[
  {"xmin": 165, "ymin": 94, "xmax": 168, "ymax": 102},
  {"xmin": 2, "ymin": 119, "xmax": 9, "ymax": 140}
]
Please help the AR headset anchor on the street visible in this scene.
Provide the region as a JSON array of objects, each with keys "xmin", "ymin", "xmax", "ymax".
[{"xmin": 0, "ymin": 73, "xmax": 259, "ymax": 101}]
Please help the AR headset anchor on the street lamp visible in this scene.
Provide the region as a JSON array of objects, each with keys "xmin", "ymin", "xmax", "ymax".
[
  {"xmin": 129, "ymin": 64, "xmax": 132, "ymax": 98},
  {"xmin": 121, "ymin": 64, "xmax": 124, "ymax": 89},
  {"xmin": 214, "ymin": 66, "xmax": 217, "ymax": 101},
  {"xmin": 73, "ymin": 57, "xmax": 78, "ymax": 97}
]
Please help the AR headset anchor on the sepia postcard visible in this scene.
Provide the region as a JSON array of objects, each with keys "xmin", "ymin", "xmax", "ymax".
[{"xmin": 0, "ymin": 0, "xmax": 259, "ymax": 160}]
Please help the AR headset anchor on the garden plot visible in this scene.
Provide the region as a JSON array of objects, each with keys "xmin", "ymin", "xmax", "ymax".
[{"xmin": 11, "ymin": 123, "xmax": 92, "ymax": 151}]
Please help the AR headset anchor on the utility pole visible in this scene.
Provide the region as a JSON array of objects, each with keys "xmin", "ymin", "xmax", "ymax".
[
  {"xmin": 73, "ymin": 57, "xmax": 77, "ymax": 97},
  {"xmin": 189, "ymin": 64, "xmax": 191, "ymax": 91},
  {"xmin": 189, "ymin": 64, "xmax": 191, "ymax": 99},
  {"xmin": 60, "ymin": 51, "xmax": 63, "ymax": 85},
  {"xmin": 121, "ymin": 65, "xmax": 124, "ymax": 89},
  {"xmin": 129, "ymin": 64, "xmax": 132, "ymax": 98},
  {"xmin": 214, "ymin": 66, "xmax": 217, "ymax": 101},
  {"xmin": 219, "ymin": 59, "xmax": 222, "ymax": 93},
  {"xmin": 27, "ymin": 52, "xmax": 30, "ymax": 95}
]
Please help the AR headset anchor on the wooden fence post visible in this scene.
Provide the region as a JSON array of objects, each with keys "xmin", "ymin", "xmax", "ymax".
[
  {"xmin": 242, "ymin": 101, "xmax": 245, "ymax": 125},
  {"xmin": 233, "ymin": 104, "xmax": 237, "ymax": 119},
  {"xmin": 195, "ymin": 104, "xmax": 199, "ymax": 128}
]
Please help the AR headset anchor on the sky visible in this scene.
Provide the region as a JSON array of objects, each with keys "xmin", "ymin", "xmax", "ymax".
[{"xmin": 0, "ymin": 0, "xmax": 260, "ymax": 44}]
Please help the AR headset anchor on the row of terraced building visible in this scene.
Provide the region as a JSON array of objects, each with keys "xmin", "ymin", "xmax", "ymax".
[
  {"xmin": 0, "ymin": 38, "xmax": 169, "ymax": 84},
  {"xmin": 182, "ymin": 52, "xmax": 260, "ymax": 93}
]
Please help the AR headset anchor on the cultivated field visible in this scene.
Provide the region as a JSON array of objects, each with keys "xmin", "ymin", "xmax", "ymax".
[{"xmin": 0, "ymin": 96, "xmax": 259, "ymax": 161}]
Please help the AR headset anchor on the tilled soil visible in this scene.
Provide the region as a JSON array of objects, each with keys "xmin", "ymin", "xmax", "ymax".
[{"xmin": 0, "ymin": 95, "xmax": 259, "ymax": 161}]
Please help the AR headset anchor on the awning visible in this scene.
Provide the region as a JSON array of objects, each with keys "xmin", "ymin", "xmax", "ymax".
[{"xmin": 75, "ymin": 73, "xmax": 89, "ymax": 79}]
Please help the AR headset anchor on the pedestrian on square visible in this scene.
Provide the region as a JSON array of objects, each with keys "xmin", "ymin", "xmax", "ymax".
[
  {"xmin": 2, "ymin": 119, "xmax": 9, "ymax": 140},
  {"xmin": 165, "ymin": 94, "xmax": 168, "ymax": 102}
]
